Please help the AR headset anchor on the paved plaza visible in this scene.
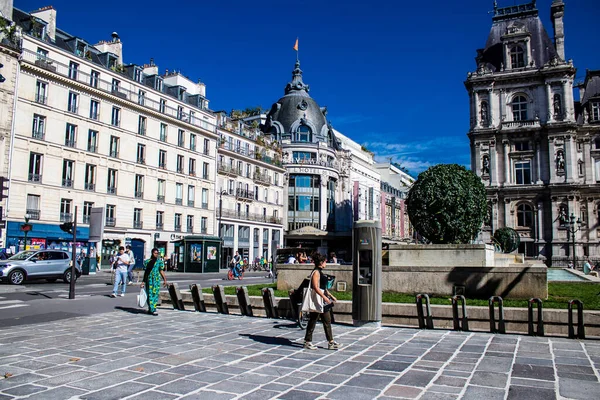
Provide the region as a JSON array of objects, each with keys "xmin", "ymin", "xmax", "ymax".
[{"xmin": 0, "ymin": 308, "xmax": 599, "ymax": 400}]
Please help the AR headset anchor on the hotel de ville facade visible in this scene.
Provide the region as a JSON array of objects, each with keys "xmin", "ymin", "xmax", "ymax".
[{"xmin": 466, "ymin": 0, "xmax": 600, "ymax": 267}]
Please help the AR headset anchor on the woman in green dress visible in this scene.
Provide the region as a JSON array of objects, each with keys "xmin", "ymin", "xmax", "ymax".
[{"xmin": 141, "ymin": 248, "xmax": 167, "ymax": 315}]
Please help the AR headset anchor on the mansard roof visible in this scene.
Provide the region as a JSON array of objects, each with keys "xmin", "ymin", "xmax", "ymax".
[{"xmin": 581, "ymin": 70, "xmax": 600, "ymax": 105}]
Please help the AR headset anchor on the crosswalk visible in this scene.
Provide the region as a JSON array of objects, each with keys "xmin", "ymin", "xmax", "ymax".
[{"xmin": 0, "ymin": 296, "xmax": 28, "ymax": 310}]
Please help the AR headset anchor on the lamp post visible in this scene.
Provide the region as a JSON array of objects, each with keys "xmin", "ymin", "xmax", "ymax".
[
  {"xmin": 20, "ymin": 213, "xmax": 32, "ymax": 251},
  {"xmin": 218, "ymin": 190, "xmax": 227, "ymax": 269},
  {"xmin": 566, "ymin": 213, "xmax": 582, "ymax": 269}
]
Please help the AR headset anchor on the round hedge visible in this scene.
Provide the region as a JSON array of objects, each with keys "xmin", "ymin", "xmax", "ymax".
[
  {"xmin": 406, "ymin": 164, "xmax": 487, "ymax": 244},
  {"xmin": 493, "ymin": 227, "xmax": 520, "ymax": 253}
]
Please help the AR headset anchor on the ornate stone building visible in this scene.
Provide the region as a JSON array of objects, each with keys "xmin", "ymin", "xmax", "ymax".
[{"xmin": 466, "ymin": 0, "xmax": 599, "ymax": 266}]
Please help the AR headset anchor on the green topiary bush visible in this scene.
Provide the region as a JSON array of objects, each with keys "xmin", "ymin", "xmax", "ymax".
[{"xmin": 493, "ymin": 227, "xmax": 520, "ymax": 253}]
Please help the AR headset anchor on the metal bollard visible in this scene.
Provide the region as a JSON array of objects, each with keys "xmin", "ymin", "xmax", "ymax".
[
  {"xmin": 288, "ymin": 289, "xmax": 298, "ymax": 320},
  {"xmin": 451, "ymin": 295, "xmax": 469, "ymax": 332},
  {"xmin": 567, "ymin": 300, "xmax": 585, "ymax": 339},
  {"xmin": 488, "ymin": 296, "xmax": 505, "ymax": 334},
  {"xmin": 262, "ymin": 288, "xmax": 278, "ymax": 318},
  {"xmin": 236, "ymin": 286, "xmax": 253, "ymax": 317},
  {"xmin": 211, "ymin": 285, "xmax": 229, "ymax": 314},
  {"xmin": 415, "ymin": 294, "xmax": 434, "ymax": 329},
  {"xmin": 168, "ymin": 282, "xmax": 185, "ymax": 311},
  {"xmin": 527, "ymin": 298, "xmax": 544, "ymax": 337},
  {"xmin": 189, "ymin": 284, "xmax": 206, "ymax": 312}
]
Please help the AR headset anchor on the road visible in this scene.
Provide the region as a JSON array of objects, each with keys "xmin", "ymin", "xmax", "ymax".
[{"xmin": 0, "ymin": 269, "xmax": 274, "ymax": 328}]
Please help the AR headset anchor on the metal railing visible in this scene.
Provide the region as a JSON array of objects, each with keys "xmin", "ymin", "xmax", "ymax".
[
  {"xmin": 156, "ymin": 223, "xmax": 164, "ymax": 230},
  {"xmin": 135, "ymin": 191, "xmax": 143, "ymax": 199},
  {"xmin": 64, "ymin": 140, "xmax": 76, "ymax": 148},
  {"xmin": 174, "ymin": 224, "xmax": 182, "ymax": 232},
  {"xmin": 109, "ymin": 150, "xmax": 119, "ymax": 158},
  {"xmin": 32, "ymin": 130, "xmax": 44, "ymax": 140},
  {"xmin": 60, "ymin": 212, "xmax": 73, "ymax": 222},
  {"xmin": 28, "ymin": 173, "xmax": 42, "ymax": 182},
  {"xmin": 106, "ymin": 217, "xmax": 116, "ymax": 227},
  {"xmin": 188, "ymin": 200, "xmax": 195, "ymax": 207},
  {"xmin": 85, "ymin": 182, "xmax": 95, "ymax": 191},
  {"xmin": 35, "ymin": 93, "xmax": 47, "ymax": 104},
  {"xmin": 107, "ymin": 186, "xmax": 116, "ymax": 195},
  {"xmin": 175, "ymin": 198, "xmax": 183, "ymax": 205},
  {"xmin": 62, "ymin": 179, "xmax": 73, "ymax": 187},
  {"xmin": 157, "ymin": 195, "xmax": 165, "ymax": 202},
  {"xmin": 219, "ymin": 208, "xmax": 283, "ymax": 225},
  {"xmin": 133, "ymin": 221, "xmax": 143, "ymax": 229},
  {"xmin": 26, "ymin": 209, "xmax": 40, "ymax": 220},
  {"xmin": 235, "ymin": 188, "xmax": 254, "ymax": 201}
]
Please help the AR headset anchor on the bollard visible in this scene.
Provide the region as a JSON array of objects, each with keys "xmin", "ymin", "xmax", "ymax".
[
  {"xmin": 236, "ymin": 286, "xmax": 253, "ymax": 317},
  {"xmin": 288, "ymin": 289, "xmax": 299, "ymax": 320},
  {"xmin": 262, "ymin": 288, "xmax": 278, "ymax": 318},
  {"xmin": 488, "ymin": 296, "xmax": 505, "ymax": 334},
  {"xmin": 189, "ymin": 284, "xmax": 206, "ymax": 313},
  {"xmin": 451, "ymin": 295, "xmax": 469, "ymax": 332},
  {"xmin": 527, "ymin": 298, "xmax": 544, "ymax": 337},
  {"xmin": 567, "ymin": 300, "xmax": 585, "ymax": 339},
  {"xmin": 168, "ymin": 282, "xmax": 185, "ymax": 311},
  {"xmin": 415, "ymin": 294, "xmax": 434, "ymax": 329},
  {"xmin": 211, "ymin": 285, "xmax": 229, "ymax": 314}
]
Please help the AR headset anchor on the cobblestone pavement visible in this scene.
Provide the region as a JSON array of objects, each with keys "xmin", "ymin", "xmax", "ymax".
[{"xmin": 0, "ymin": 309, "xmax": 599, "ymax": 400}]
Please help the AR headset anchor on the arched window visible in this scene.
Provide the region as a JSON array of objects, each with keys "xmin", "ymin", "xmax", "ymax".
[
  {"xmin": 517, "ymin": 203, "xmax": 534, "ymax": 227},
  {"xmin": 296, "ymin": 125, "xmax": 311, "ymax": 142},
  {"xmin": 512, "ymin": 95, "xmax": 528, "ymax": 121},
  {"xmin": 510, "ymin": 45, "xmax": 525, "ymax": 68}
]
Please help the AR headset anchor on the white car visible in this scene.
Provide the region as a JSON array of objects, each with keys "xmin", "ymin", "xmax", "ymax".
[{"xmin": 0, "ymin": 250, "xmax": 81, "ymax": 285}]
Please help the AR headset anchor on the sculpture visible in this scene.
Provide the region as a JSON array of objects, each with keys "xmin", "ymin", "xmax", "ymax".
[
  {"xmin": 553, "ymin": 94, "xmax": 562, "ymax": 118},
  {"xmin": 556, "ymin": 150, "xmax": 565, "ymax": 172},
  {"xmin": 482, "ymin": 155, "xmax": 490, "ymax": 174},
  {"xmin": 480, "ymin": 102, "xmax": 489, "ymax": 125}
]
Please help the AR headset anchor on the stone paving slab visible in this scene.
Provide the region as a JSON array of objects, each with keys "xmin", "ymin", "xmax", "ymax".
[{"xmin": 0, "ymin": 309, "xmax": 600, "ymax": 399}]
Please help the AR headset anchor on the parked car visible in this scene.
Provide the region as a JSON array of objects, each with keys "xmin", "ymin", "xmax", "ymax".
[{"xmin": 0, "ymin": 250, "xmax": 81, "ymax": 285}]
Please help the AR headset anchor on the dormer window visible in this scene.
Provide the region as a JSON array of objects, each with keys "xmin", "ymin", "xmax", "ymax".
[
  {"xmin": 156, "ymin": 78, "xmax": 163, "ymax": 91},
  {"xmin": 512, "ymin": 95, "xmax": 528, "ymax": 121},
  {"xmin": 592, "ymin": 102, "xmax": 600, "ymax": 122},
  {"xmin": 296, "ymin": 125, "xmax": 312, "ymax": 142},
  {"xmin": 510, "ymin": 45, "xmax": 525, "ymax": 68}
]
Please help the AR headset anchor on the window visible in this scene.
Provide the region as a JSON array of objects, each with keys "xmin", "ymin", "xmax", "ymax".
[
  {"xmin": 510, "ymin": 45, "xmax": 525, "ymax": 68},
  {"xmin": 106, "ymin": 205, "xmax": 116, "ymax": 226},
  {"xmin": 175, "ymin": 183, "xmax": 183, "ymax": 205},
  {"xmin": 35, "ymin": 80, "xmax": 47, "ymax": 104},
  {"xmin": 176, "ymin": 155, "xmax": 184, "ymax": 174},
  {"xmin": 201, "ymin": 217, "xmax": 207, "ymax": 234},
  {"xmin": 159, "ymin": 150, "xmax": 167, "ymax": 169},
  {"xmin": 514, "ymin": 141, "xmax": 530, "ymax": 151},
  {"xmin": 85, "ymin": 164, "xmax": 96, "ymax": 191},
  {"xmin": 109, "ymin": 135, "xmax": 119, "ymax": 158},
  {"xmin": 189, "ymin": 111, "xmax": 195, "ymax": 124},
  {"xmin": 203, "ymin": 138, "xmax": 209, "ymax": 155},
  {"xmin": 187, "ymin": 185, "xmax": 195, "ymax": 207},
  {"xmin": 174, "ymin": 214, "xmax": 182, "ymax": 231},
  {"xmin": 83, "ymin": 201, "xmax": 93, "ymax": 224},
  {"xmin": 107, "ymin": 169, "xmax": 117, "ymax": 194},
  {"xmin": 592, "ymin": 102, "xmax": 600, "ymax": 122},
  {"xmin": 63, "ymin": 123, "xmax": 77, "ymax": 147},
  {"xmin": 157, "ymin": 179, "xmax": 165, "ymax": 202},
  {"xmin": 156, "ymin": 79, "xmax": 163, "ymax": 91},
  {"xmin": 515, "ymin": 161, "xmax": 531, "ymax": 185},
  {"xmin": 26, "ymin": 194, "xmax": 40, "ymax": 220},
  {"xmin": 512, "ymin": 95, "xmax": 528, "ymax": 121},
  {"xmin": 90, "ymin": 99, "xmax": 100, "ymax": 120},
  {"xmin": 137, "ymin": 144, "xmax": 146, "ymax": 164},
  {"xmin": 189, "ymin": 158, "xmax": 196, "ymax": 176},
  {"xmin": 202, "ymin": 162, "xmax": 209, "ymax": 180},
  {"xmin": 111, "ymin": 78, "xmax": 120, "ymax": 92},
  {"xmin": 276, "ymin": 191, "xmax": 280, "ymax": 205},
  {"xmin": 190, "ymin": 134, "xmax": 196, "ymax": 151},
  {"xmin": 62, "ymin": 160, "xmax": 74, "ymax": 188},
  {"xmin": 159, "ymin": 98, "xmax": 166, "ymax": 113},
  {"xmin": 274, "ymin": 173, "xmax": 279, "ymax": 186},
  {"xmin": 264, "ymin": 189, "xmax": 268, "ymax": 203},
  {"xmin": 134, "ymin": 68, "xmax": 142, "ymax": 83},
  {"xmin": 178, "ymin": 129, "xmax": 185, "ymax": 147},
  {"xmin": 156, "ymin": 211, "xmax": 164, "ymax": 230},
  {"xmin": 67, "ymin": 92, "xmax": 78, "ymax": 114},
  {"xmin": 68, "ymin": 61, "xmax": 79, "ymax": 80},
  {"xmin": 177, "ymin": 106, "xmax": 184, "ymax": 120},
  {"xmin": 87, "ymin": 130, "xmax": 98, "ymax": 153},
  {"xmin": 36, "ymin": 47, "xmax": 48, "ymax": 61},
  {"xmin": 296, "ymin": 125, "xmax": 312, "ymax": 142},
  {"xmin": 517, "ymin": 203, "xmax": 534, "ymax": 227},
  {"xmin": 138, "ymin": 116, "xmax": 147, "ymax": 135},
  {"xmin": 160, "ymin": 123, "xmax": 167, "ymax": 142},
  {"xmin": 135, "ymin": 175, "xmax": 144, "ymax": 198},
  {"xmin": 186, "ymin": 215, "xmax": 194, "ymax": 232},
  {"xmin": 90, "ymin": 70, "xmax": 99, "ymax": 88},
  {"xmin": 60, "ymin": 199, "xmax": 73, "ymax": 222},
  {"xmin": 133, "ymin": 208, "xmax": 143, "ymax": 229},
  {"xmin": 32, "ymin": 114, "xmax": 45, "ymax": 139},
  {"xmin": 111, "ymin": 107, "xmax": 120, "ymax": 126},
  {"xmin": 138, "ymin": 89, "xmax": 145, "ymax": 105}
]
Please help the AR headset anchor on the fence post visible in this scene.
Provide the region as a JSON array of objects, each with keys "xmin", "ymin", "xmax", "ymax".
[
  {"xmin": 168, "ymin": 282, "xmax": 185, "ymax": 311},
  {"xmin": 488, "ymin": 296, "xmax": 505, "ymax": 334},
  {"xmin": 237, "ymin": 286, "xmax": 253, "ymax": 317},
  {"xmin": 416, "ymin": 294, "xmax": 434, "ymax": 329},
  {"xmin": 527, "ymin": 298, "xmax": 544, "ymax": 336},
  {"xmin": 262, "ymin": 288, "xmax": 278, "ymax": 318},
  {"xmin": 451, "ymin": 295, "xmax": 469, "ymax": 332},
  {"xmin": 567, "ymin": 300, "xmax": 585, "ymax": 339},
  {"xmin": 189, "ymin": 284, "xmax": 206, "ymax": 312},
  {"xmin": 211, "ymin": 285, "xmax": 229, "ymax": 314}
]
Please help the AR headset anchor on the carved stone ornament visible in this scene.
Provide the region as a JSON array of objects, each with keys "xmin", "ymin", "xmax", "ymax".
[{"xmin": 298, "ymin": 99, "xmax": 308, "ymax": 111}]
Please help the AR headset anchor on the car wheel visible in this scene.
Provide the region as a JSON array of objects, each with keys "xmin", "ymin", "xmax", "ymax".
[
  {"xmin": 63, "ymin": 270, "xmax": 77, "ymax": 284},
  {"xmin": 46, "ymin": 278, "xmax": 58, "ymax": 283},
  {"xmin": 8, "ymin": 270, "xmax": 25, "ymax": 285}
]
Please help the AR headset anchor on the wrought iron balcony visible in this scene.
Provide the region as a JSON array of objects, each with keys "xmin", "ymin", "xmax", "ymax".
[
  {"xmin": 109, "ymin": 150, "xmax": 119, "ymax": 158},
  {"xmin": 176, "ymin": 167, "xmax": 184, "ymax": 174},
  {"xmin": 135, "ymin": 191, "xmax": 143, "ymax": 199},
  {"xmin": 35, "ymin": 94, "xmax": 47, "ymax": 104},
  {"xmin": 26, "ymin": 209, "xmax": 40, "ymax": 220},
  {"xmin": 200, "ymin": 228, "xmax": 207, "ymax": 234},
  {"xmin": 188, "ymin": 200, "xmax": 195, "ymax": 207},
  {"xmin": 175, "ymin": 198, "xmax": 183, "ymax": 205},
  {"xmin": 253, "ymin": 173, "xmax": 271, "ymax": 186},
  {"xmin": 187, "ymin": 225, "xmax": 194, "ymax": 233},
  {"xmin": 65, "ymin": 139, "xmax": 76, "ymax": 148},
  {"xmin": 60, "ymin": 212, "xmax": 73, "ymax": 222},
  {"xmin": 67, "ymin": 104, "xmax": 78, "ymax": 114},
  {"xmin": 235, "ymin": 188, "xmax": 254, "ymax": 201},
  {"xmin": 137, "ymin": 157, "xmax": 146, "ymax": 165},
  {"xmin": 156, "ymin": 222, "xmax": 164, "ymax": 230},
  {"xmin": 85, "ymin": 182, "xmax": 95, "ymax": 191},
  {"xmin": 105, "ymin": 217, "xmax": 116, "ymax": 227},
  {"xmin": 28, "ymin": 173, "xmax": 41, "ymax": 182},
  {"xmin": 174, "ymin": 224, "xmax": 182, "ymax": 232},
  {"xmin": 157, "ymin": 195, "xmax": 165, "ymax": 202},
  {"xmin": 159, "ymin": 163, "xmax": 167, "ymax": 169},
  {"xmin": 107, "ymin": 186, "xmax": 116, "ymax": 195},
  {"xmin": 32, "ymin": 130, "xmax": 44, "ymax": 140},
  {"xmin": 82, "ymin": 215, "xmax": 90, "ymax": 224},
  {"xmin": 133, "ymin": 221, "xmax": 143, "ymax": 229},
  {"xmin": 201, "ymin": 202, "xmax": 208, "ymax": 209},
  {"xmin": 88, "ymin": 145, "xmax": 98, "ymax": 153}
]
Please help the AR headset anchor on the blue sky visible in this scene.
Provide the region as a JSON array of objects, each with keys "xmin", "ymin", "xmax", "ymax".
[{"xmin": 16, "ymin": 0, "xmax": 600, "ymax": 176}]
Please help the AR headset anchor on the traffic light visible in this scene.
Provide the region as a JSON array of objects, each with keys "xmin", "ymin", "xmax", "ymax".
[
  {"xmin": 0, "ymin": 177, "xmax": 8, "ymax": 199},
  {"xmin": 0, "ymin": 63, "xmax": 5, "ymax": 83},
  {"xmin": 60, "ymin": 222, "xmax": 73, "ymax": 234}
]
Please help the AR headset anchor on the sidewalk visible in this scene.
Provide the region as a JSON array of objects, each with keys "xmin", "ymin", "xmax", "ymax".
[{"xmin": 0, "ymin": 308, "xmax": 599, "ymax": 399}]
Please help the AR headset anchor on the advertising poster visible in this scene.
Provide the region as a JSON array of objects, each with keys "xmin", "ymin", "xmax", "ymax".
[
  {"xmin": 190, "ymin": 244, "xmax": 202, "ymax": 262},
  {"xmin": 207, "ymin": 246, "xmax": 217, "ymax": 260}
]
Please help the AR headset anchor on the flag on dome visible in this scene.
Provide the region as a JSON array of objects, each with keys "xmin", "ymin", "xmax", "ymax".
[{"xmin": 293, "ymin": 38, "xmax": 298, "ymax": 51}]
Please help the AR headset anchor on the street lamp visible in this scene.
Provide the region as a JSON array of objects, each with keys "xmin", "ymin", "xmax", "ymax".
[
  {"xmin": 20, "ymin": 213, "xmax": 32, "ymax": 251},
  {"xmin": 218, "ymin": 190, "xmax": 228, "ymax": 269},
  {"xmin": 566, "ymin": 213, "xmax": 582, "ymax": 269}
]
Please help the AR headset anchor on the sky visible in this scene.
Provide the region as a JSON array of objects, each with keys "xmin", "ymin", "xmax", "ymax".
[{"xmin": 15, "ymin": 0, "xmax": 600, "ymax": 176}]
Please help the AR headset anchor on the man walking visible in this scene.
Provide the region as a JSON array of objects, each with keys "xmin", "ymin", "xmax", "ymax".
[
  {"xmin": 111, "ymin": 246, "xmax": 130, "ymax": 297},
  {"xmin": 125, "ymin": 245, "xmax": 136, "ymax": 284}
]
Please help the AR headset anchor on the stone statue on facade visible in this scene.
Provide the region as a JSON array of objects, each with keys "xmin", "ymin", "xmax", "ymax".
[
  {"xmin": 482, "ymin": 155, "xmax": 490, "ymax": 175},
  {"xmin": 556, "ymin": 150, "xmax": 565, "ymax": 172},
  {"xmin": 553, "ymin": 94, "xmax": 562, "ymax": 119},
  {"xmin": 480, "ymin": 102, "xmax": 489, "ymax": 126}
]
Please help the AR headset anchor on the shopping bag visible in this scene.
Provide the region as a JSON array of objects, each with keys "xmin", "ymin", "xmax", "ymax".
[
  {"xmin": 301, "ymin": 271, "xmax": 324, "ymax": 313},
  {"xmin": 137, "ymin": 288, "xmax": 147, "ymax": 308}
]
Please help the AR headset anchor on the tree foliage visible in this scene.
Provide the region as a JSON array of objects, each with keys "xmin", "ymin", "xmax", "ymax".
[
  {"xmin": 493, "ymin": 227, "xmax": 520, "ymax": 253},
  {"xmin": 406, "ymin": 164, "xmax": 487, "ymax": 244}
]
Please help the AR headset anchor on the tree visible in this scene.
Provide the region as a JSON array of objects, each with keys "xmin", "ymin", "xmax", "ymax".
[{"xmin": 406, "ymin": 164, "xmax": 487, "ymax": 244}]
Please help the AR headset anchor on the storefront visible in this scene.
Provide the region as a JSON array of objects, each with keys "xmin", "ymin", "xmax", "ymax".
[
  {"xmin": 172, "ymin": 236, "xmax": 222, "ymax": 273},
  {"xmin": 5, "ymin": 221, "xmax": 90, "ymax": 256}
]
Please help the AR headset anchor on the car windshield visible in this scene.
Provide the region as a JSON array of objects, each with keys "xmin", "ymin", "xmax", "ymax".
[{"xmin": 8, "ymin": 251, "xmax": 37, "ymax": 260}]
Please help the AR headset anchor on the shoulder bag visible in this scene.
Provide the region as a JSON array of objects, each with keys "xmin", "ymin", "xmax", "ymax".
[{"xmin": 301, "ymin": 270, "xmax": 324, "ymax": 313}]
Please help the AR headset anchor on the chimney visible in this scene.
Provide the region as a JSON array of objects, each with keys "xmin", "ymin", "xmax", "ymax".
[
  {"xmin": 197, "ymin": 81, "xmax": 206, "ymax": 97},
  {"xmin": 30, "ymin": 6, "xmax": 56, "ymax": 42},
  {"xmin": 0, "ymin": 0, "xmax": 14, "ymax": 21},
  {"xmin": 93, "ymin": 32, "xmax": 123, "ymax": 65},
  {"xmin": 551, "ymin": 0, "xmax": 566, "ymax": 60}
]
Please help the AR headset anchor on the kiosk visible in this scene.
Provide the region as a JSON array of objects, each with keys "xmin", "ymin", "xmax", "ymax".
[{"xmin": 352, "ymin": 220, "xmax": 382, "ymax": 327}]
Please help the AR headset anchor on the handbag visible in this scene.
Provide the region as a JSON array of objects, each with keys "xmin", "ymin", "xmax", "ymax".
[
  {"xmin": 301, "ymin": 271, "xmax": 324, "ymax": 313},
  {"xmin": 137, "ymin": 288, "xmax": 147, "ymax": 308}
]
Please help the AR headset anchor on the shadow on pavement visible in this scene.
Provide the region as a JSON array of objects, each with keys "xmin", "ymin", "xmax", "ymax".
[
  {"xmin": 239, "ymin": 334, "xmax": 303, "ymax": 348},
  {"xmin": 115, "ymin": 306, "xmax": 148, "ymax": 315},
  {"xmin": 272, "ymin": 322, "xmax": 301, "ymax": 330},
  {"xmin": 25, "ymin": 291, "xmax": 53, "ymax": 299}
]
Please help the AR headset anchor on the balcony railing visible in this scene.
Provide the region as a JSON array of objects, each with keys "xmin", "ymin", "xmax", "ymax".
[
  {"xmin": 157, "ymin": 195, "xmax": 165, "ymax": 202},
  {"xmin": 105, "ymin": 217, "xmax": 116, "ymax": 227},
  {"xmin": 253, "ymin": 173, "xmax": 271, "ymax": 186},
  {"xmin": 111, "ymin": 119, "xmax": 121, "ymax": 127},
  {"xmin": 200, "ymin": 228, "xmax": 207, "ymax": 234},
  {"xmin": 188, "ymin": 200, "xmax": 195, "ymax": 207},
  {"xmin": 187, "ymin": 226, "xmax": 193, "ymax": 233},
  {"xmin": 85, "ymin": 182, "xmax": 95, "ymax": 191},
  {"xmin": 201, "ymin": 202, "xmax": 208, "ymax": 209},
  {"xmin": 159, "ymin": 162, "xmax": 166, "ymax": 169},
  {"xmin": 156, "ymin": 222, "xmax": 164, "ymax": 230},
  {"xmin": 82, "ymin": 215, "xmax": 90, "ymax": 224},
  {"xmin": 137, "ymin": 158, "xmax": 146, "ymax": 165},
  {"xmin": 218, "ymin": 208, "xmax": 283, "ymax": 225},
  {"xmin": 174, "ymin": 224, "xmax": 182, "ymax": 232},
  {"xmin": 217, "ymin": 163, "xmax": 241, "ymax": 176},
  {"xmin": 176, "ymin": 167, "xmax": 184, "ymax": 174},
  {"xmin": 87, "ymin": 145, "xmax": 98, "ymax": 153},
  {"xmin": 28, "ymin": 173, "xmax": 41, "ymax": 182},
  {"xmin": 35, "ymin": 93, "xmax": 47, "ymax": 104},
  {"xmin": 90, "ymin": 111, "xmax": 99, "ymax": 120},
  {"xmin": 235, "ymin": 188, "xmax": 254, "ymax": 201},
  {"xmin": 283, "ymin": 158, "xmax": 338, "ymax": 169},
  {"xmin": 175, "ymin": 198, "xmax": 183, "ymax": 205},
  {"xmin": 107, "ymin": 186, "xmax": 116, "ymax": 195},
  {"xmin": 135, "ymin": 191, "xmax": 143, "ymax": 199},
  {"xmin": 133, "ymin": 221, "xmax": 143, "ymax": 229},
  {"xmin": 32, "ymin": 130, "xmax": 44, "ymax": 140},
  {"xmin": 501, "ymin": 120, "xmax": 540, "ymax": 129},
  {"xmin": 26, "ymin": 209, "xmax": 40, "ymax": 220},
  {"xmin": 220, "ymin": 142, "xmax": 283, "ymax": 168},
  {"xmin": 62, "ymin": 179, "xmax": 73, "ymax": 188},
  {"xmin": 109, "ymin": 150, "xmax": 119, "ymax": 158},
  {"xmin": 65, "ymin": 139, "xmax": 76, "ymax": 148},
  {"xmin": 67, "ymin": 104, "xmax": 78, "ymax": 114},
  {"xmin": 60, "ymin": 212, "xmax": 73, "ymax": 222}
]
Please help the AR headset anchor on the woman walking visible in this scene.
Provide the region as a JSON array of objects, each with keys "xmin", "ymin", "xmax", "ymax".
[
  {"xmin": 304, "ymin": 253, "xmax": 341, "ymax": 350},
  {"xmin": 141, "ymin": 248, "xmax": 168, "ymax": 315}
]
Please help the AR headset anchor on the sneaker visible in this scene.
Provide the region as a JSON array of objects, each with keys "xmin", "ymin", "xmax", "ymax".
[
  {"xmin": 304, "ymin": 342, "xmax": 317, "ymax": 350},
  {"xmin": 119, "ymin": 293, "xmax": 125, "ymax": 297},
  {"xmin": 328, "ymin": 341, "xmax": 341, "ymax": 350},
  {"xmin": 127, "ymin": 281, "xmax": 133, "ymax": 285},
  {"xmin": 110, "ymin": 293, "xmax": 116, "ymax": 298}
]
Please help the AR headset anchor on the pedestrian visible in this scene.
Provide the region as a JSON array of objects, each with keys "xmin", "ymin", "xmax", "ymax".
[
  {"xmin": 141, "ymin": 248, "xmax": 168, "ymax": 316},
  {"xmin": 125, "ymin": 245, "xmax": 136, "ymax": 284},
  {"xmin": 303, "ymin": 253, "xmax": 341, "ymax": 350},
  {"xmin": 111, "ymin": 246, "xmax": 130, "ymax": 297},
  {"xmin": 329, "ymin": 252, "xmax": 338, "ymax": 264}
]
